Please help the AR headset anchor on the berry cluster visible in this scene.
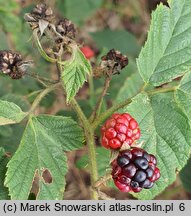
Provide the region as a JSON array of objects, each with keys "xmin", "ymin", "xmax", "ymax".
[
  {"xmin": 100, "ymin": 113, "xmax": 161, "ymax": 193},
  {"xmin": 111, "ymin": 148, "xmax": 160, "ymax": 193},
  {"xmin": 101, "ymin": 113, "xmax": 140, "ymax": 149}
]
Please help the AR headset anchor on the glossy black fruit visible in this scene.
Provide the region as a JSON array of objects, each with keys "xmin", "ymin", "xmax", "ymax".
[
  {"xmin": 134, "ymin": 157, "xmax": 149, "ymax": 170},
  {"xmin": 117, "ymin": 156, "xmax": 130, "ymax": 167},
  {"xmin": 111, "ymin": 148, "xmax": 160, "ymax": 193}
]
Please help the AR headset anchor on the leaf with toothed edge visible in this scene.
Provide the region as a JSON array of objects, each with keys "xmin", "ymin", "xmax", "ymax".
[
  {"xmin": 119, "ymin": 92, "xmax": 191, "ymax": 199},
  {"xmin": 175, "ymin": 71, "xmax": 191, "ymax": 121},
  {"xmin": 61, "ymin": 46, "xmax": 91, "ymax": 103},
  {"xmin": 5, "ymin": 115, "xmax": 84, "ymax": 200},
  {"xmin": 175, "ymin": 72, "xmax": 191, "ymax": 194},
  {"xmin": 137, "ymin": 0, "xmax": 191, "ymax": 86}
]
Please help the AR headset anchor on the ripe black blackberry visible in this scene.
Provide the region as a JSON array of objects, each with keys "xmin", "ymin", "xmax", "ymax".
[{"xmin": 111, "ymin": 148, "xmax": 160, "ymax": 193}]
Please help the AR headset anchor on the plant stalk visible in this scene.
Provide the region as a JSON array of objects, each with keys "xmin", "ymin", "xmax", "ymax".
[
  {"xmin": 70, "ymin": 99, "xmax": 98, "ymax": 200},
  {"xmin": 29, "ymin": 83, "xmax": 60, "ymax": 114},
  {"xmin": 147, "ymin": 86, "xmax": 177, "ymax": 95},
  {"xmin": 57, "ymin": 57, "xmax": 98, "ymax": 199},
  {"xmin": 27, "ymin": 72, "xmax": 59, "ymax": 85},
  {"xmin": 34, "ymin": 27, "xmax": 99, "ymax": 199},
  {"xmin": 92, "ymin": 86, "xmax": 177, "ymax": 130},
  {"xmin": 92, "ymin": 98, "xmax": 132, "ymax": 130},
  {"xmin": 90, "ymin": 75, "xmax": 112, "ymax": 122},
  {"xmin": 88, "ymin": 74, "xmax": 95, "ymax": 108}
]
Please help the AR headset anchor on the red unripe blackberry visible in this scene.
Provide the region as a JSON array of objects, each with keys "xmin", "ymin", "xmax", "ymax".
[
  {"xmin": 80, "ymin": 46, "xmax": 95, "ymax": 59},
  {"xmin": 101, "ymin": 113, "xmax": 140, "ymax": 149},
  {"xmin": 111, "ymin": 148, "xmax": 160, "ymax": 193}
]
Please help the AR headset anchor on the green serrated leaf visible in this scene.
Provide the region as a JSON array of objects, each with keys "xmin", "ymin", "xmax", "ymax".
[
  {"xmin": 180, "ymin": 158, "xmax": 191, "ymax": 192},
  {"xmin": 5, "ymin": 115, "xmax": 84, "ymax": 199},
  {"xmin": 120, "ymin": 93, "xmax": 191, "ymax": 199},
  {"xmin": 35, "ymin": 115, "xmax": 84, "ymax": 151},
  {"xmin": 137, "ymin": 0, "xmax": 191, "ymax": 86},
  {"xmin": 62, "ymin": 46, "xmax": 91, "ymax": 102},
  {"xmin": 0, "ymin": 124, "xmax": 24, "ymax": 154},
  {"xmin": 0, "ymin": 100, "xmax": 27, "ymax": 125},
  {"xmin": 175, "ymin": 71, "xmax": 191, "ymax": 120}
]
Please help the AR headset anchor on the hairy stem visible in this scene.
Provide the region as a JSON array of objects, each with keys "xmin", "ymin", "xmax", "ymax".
[
  {"xmin": 90, "ymin": 76, "xmax": 112, "ymax": 122},
  {"xmin": 70, "ymin": 99, "xmax": 98, "ymax": 200},
  {"xmin": 27, "ymin": 73, "xmax": 59, "ymax": 85},
  {"xmin": 92, "ymin": 97, "xmax": 132, "ymax": 130},
  {"xmin": 25, "ymin": 90, "xmax": 43, "ymax": 99},
  {"xmin": 92, "ymin": 86, "xmax": 177, "ymax": 130},
  {"xmin": 29, "ymin": 83, "xmax": 60, "ymax": 114},
  {"xmin": 147, "ymin": 86, "xmax": 177, "ymax": 95},
  {"xmin": 34, "ymin": 27, "xmax": 99, "ymax": 199},
  {"xmin": 88, "ymin": 74, "xmax": 95, "ymax": 107},
  {"xmin": 57, "ymin": 57, "xmax": 98, "ymax": 199}
]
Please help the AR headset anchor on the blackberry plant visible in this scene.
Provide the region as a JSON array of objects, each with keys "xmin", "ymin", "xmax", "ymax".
[{"xmin": 0, "ymin": 0, "xmax": 191, "ymax": 200}]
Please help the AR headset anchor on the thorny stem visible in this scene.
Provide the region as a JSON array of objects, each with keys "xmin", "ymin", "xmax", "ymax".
[
  {"xmin": 90, "ymin": 75, "xmax": 112, "ymax": 122},
  {"xmin": 92, "ymin": 86, "xmax": 177, "ymax": 130}
]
